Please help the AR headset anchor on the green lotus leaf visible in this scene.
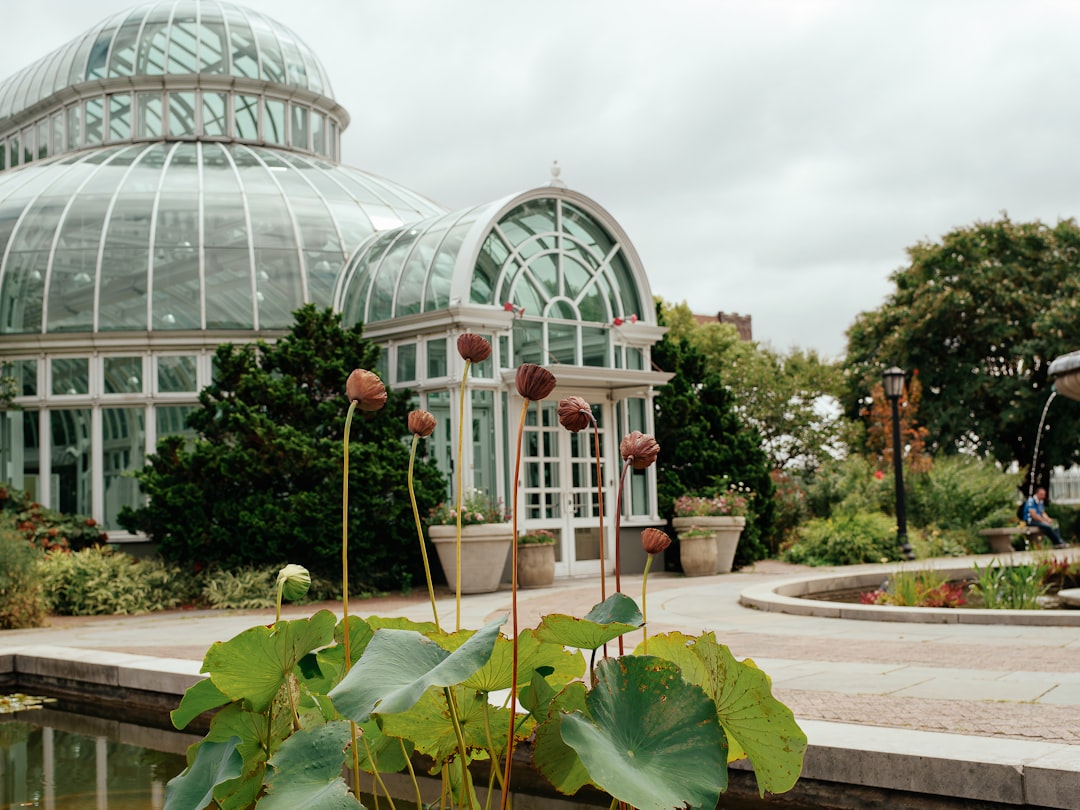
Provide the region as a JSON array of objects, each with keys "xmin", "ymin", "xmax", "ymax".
[
  {"xmin": 365, "ymin": 615, "xmax": 438, "ymax": 634},
  {"xmin": 163, "ymin": 736, "xmax": 242, "ymax": 810},
  {"xmin": 642, "ymin": 631, "xmax": 806, "ymax": 795},
  {"xmin": 172, "ymin": 677, "xmax": 231, "ymax": 731},
  {"xmin": 518, "ymin": 667, "xmax": 557, "ymax": 718},
  {"xmin": 584, "ymin": 592, "xmax": 643, "ymax": 626},
  {"xmin": 334, "ymin": 616, "xmax": 375, "ymax": 668},
  {"xmin": 259, "ymin": 721, "xmax": 364, "ymax": 809},
  {"xmin": 380, "ymin": 685, "xmax": 511, "ymax": 762},
  {"xmin": 203, "ymin": 610, "xmax": 336, "ymax": 712},
  {"xmin": 355, "ymin": 719, "xmax": 413, "ymax": 774},
  {"xmin": 213, "ymin": 766, "xmax": 264, "ymax": 810},
  {"xmin": 560, "ymin": 655, "xmax": 727, "ymax": 810},
  {"xmin": 201, "ymin": 702, "xmax": 282, "ymax": 772},
  {"xmin": 531, "ymin": 681, "xmax": 593, "ymax": 795},
  {"xmin": 535, "ymin": 594, "xmax": 641, "ymax": 651},
  {"xmin": 463, "ymin": 630, "xmax": 585, "ymax": 692},
  {"xmin": 329, "ymin": 614, "xmax": 505, "ymax": 723}
]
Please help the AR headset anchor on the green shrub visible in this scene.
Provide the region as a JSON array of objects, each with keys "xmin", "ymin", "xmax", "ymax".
[
  {"xmin": 0, "ymin": 485, "xmax": 107, "ymax": 551},
  {"xmin": 802, "ymin": 456, "xmax": 893, "ymax": 520},
  {"xmin": 782, "ymin": 511, "xmax": 900, "ymax": 566},
  {"xmin": 40, "ymin": 547, "xmax": 188, "ymax": 615},
  {"xmin": 200, "ymin": 566, "xmax": 279, "ymax": 610},
  {"xmin": 0, "ymin": 522, "xmax": 46, "ymax": 628},
  {"xmin": 906, "ymin": 456, "xmax": 1018, "ymax": 532},
  {"xmin": 971, "ymin": 560, "xmax": 1049, "ymax": 610}
]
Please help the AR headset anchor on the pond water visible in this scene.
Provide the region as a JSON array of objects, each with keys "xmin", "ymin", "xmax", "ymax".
[{"xmin": 0, "ymin": 703, "xmax": 191, "ymax": 809}]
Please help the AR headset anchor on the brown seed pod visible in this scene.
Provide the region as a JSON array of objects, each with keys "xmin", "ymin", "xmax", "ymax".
[
  {"xmin": 408, "ymin": 409, "xmax": 437, "ymax": 438},
  {"xmin": 557, "ymin": 396, "xmax": 593, "ymax": 433},
  {"xmin": 515, "ymin": 363, "xmax": 557, "ymax": 401},
  {"xmin": 456, "ymin": 333, "xmax": 492, "ymax": 363},
  {"xmin": 620, "ymin": 431, "xmax": 660, "ymax": 470},
  {"xmin": 640, "ymin": 527, "xmax": 672, "ymax": 555},
  {"xmin": 345, "ymin": 368, "xmax": 387, "ymax": 412}
]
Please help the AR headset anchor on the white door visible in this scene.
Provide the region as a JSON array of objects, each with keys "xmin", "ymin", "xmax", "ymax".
[{"xmin": 519, "ymin": 398, "xmax": 612, "ymax": 577}]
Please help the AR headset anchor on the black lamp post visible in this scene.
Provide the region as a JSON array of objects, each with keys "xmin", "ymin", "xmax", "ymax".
[{"xmin": 882, "ymin": 366, "xmax": 915, "ymax": 560}]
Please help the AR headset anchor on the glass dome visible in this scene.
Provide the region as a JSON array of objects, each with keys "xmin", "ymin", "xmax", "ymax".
[
  {"xmin": 337, "ymin": 190, "xmax": 648, "ymax": 328},
  {"xmin": 0, "ymin": 141, "xmax": 445, "ymax": 335},
  {"xmin": 0, "ymin": 1, "xmax": 334, "ymax": 123}
]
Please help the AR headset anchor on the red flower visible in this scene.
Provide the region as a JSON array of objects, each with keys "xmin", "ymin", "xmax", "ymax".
[{"xmin": 873, "ymin": 470, "xmax": 885, "ymax": 480}]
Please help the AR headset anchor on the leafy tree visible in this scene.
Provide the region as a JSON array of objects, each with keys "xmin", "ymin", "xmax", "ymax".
[
  {"xmin": 844, "ymin": 215, "xmax": 1080, "ymax": 490},
  {"xmin": 652, "ymin": 322, "xmax": 776, "ymax": 565},
  {"xmin": 118, "ymin": 305, "xmax": 446, "ymax": 591},
  {"xmin": 862, "ymin": 374, "xmax": 931, "ymax": 473},
  {"xmin": 659, "ymin": 300, "xmax": 846, "ymax": 472}
]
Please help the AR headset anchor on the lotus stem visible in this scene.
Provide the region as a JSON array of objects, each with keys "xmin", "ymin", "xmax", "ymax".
[
  {"xmin": 342, "ymin": 401, "xmax": 361, "ymax": 793},
  {"xmin": 398, "ymin": 737, "xmax": 423, "ymax": 810},
  {"xmin": 641, "ymin": 554, "xmax": 655, "ymax": 655},
  {"xmin": 591, "ymin": 414, "xmax": 606, "ymax": 603},
  {"xmin": 500, "ymin": 397, "xmax": 530, "ymax": 810},
  {"xmin": 408, "ymin": 433, "xmax": 441, "ymax": 631},
  {"xmin": 444, "ymin": 685, "xmax": 474, "ymax": 808},
  {"xmin": 613, "ymin": 458, "xmax": 631, "ymax": 654},
  {"xmin": 455, "ymin": 359, "xmax": 472, "ymax": 631}
]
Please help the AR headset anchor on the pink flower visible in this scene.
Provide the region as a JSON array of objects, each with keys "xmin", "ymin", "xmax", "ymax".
[{"xmin": 874, "ymin": 470, "xmax": 885, "ymax": 480}]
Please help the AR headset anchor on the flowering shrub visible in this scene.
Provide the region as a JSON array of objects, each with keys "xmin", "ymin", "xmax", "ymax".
[
  {"xmin": 427, "ymin": 489, "xmax": 510, "ymax": 525},
  {"xmin": 0, "ymin": 486, "xmax": 107, "ymax": 551},
  {"xmin": 674, "ymin": 492, "xmax": 749, "ymax": 518},
  {"xmin": 517, "ymin": 529, "xmax": 556, "ymax": 545}
]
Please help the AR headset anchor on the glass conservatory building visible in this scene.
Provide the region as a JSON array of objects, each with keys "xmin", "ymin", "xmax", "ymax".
[{"xmin": 0, "ymin": 1, "xmax": 669, "ymax": 577}]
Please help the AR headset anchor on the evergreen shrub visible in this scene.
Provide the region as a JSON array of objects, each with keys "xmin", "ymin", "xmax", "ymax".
[{"xmin": 0, "ymin": 521, "xmax": 46, "ymax": 628}]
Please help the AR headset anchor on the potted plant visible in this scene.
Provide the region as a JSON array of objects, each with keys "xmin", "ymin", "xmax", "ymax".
[
  {"xmin": 673, "ymin": 492, "xmax": 750, "ymax": 574},
  {"xmin": 516, "ymin": 529, "xmax": 557, "ymax": 588},
  {"xmin": 427, "ymin": 489, "xmax": 513, "ymax": 593}
]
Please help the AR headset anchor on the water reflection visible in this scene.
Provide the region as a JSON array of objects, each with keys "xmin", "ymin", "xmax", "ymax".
[{"xmin": 0, "ymin": 709, "xmax": 192, "ymax": 809}]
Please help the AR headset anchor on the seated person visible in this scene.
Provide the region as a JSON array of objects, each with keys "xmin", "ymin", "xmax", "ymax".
[{"xmin": 1023, "ymin": 487, "xmax": 1068, "ymax": 549}]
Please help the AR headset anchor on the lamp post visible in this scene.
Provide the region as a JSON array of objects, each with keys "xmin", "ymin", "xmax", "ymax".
[{"xmin": 882, "ymin": 366, "xmax": 915, "ymax": 560}]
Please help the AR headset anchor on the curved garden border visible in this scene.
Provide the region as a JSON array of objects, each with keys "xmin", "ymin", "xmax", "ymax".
[{"xmin": 739, "ymin": 551, "xmax": 1080, "ymax": 626}]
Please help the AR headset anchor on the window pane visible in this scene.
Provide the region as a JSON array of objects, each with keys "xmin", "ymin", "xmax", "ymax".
[
  {"xmin": 289, "ymin": 104, "xmax": 308, "ymax": 150},
  {"xmin": 234, "ymin": 94, "xmax": 259, "ymax": 139},
  {"xmin": 50, "ymin": 408, "xmax": 92, "ymax": 516},
  {"xmin": 396, "ymin": 343, "xmax": 416, "ymax": 382},
  {"xmin": 50, "ymin": 112, "xmax": 64, "ymax": 154},
  {"xmin": 581, "ymin": 326, "xmax": 608, "ymax": 367},
  {"xmin": 12, "ymin": 359, "xmax": 37, "ymax": 396},
  {"xmin": 157, "ymin": 355, "xmax": 197, "ymax": 393},
  {"xmin": 311, "ymin": 111, "xmax": 325, "ymax": 155},
  {"xmin": 168, "ymin": 91, "xmax": 196, "ymax": 137},
  {"xmin": 427, "ymin": 338, "xmax": 447, "ymax": 378},
  {"xmin": 104, "ymin": 356, "xmax": 142, "ymax": 393},
  {"xmin": 102, "ymin": 407, "xmax": 145, "ymax": 529},
  {"xmin": 35, "ymin": 120, "xmax": 48, "ymax": 159},
  {"xmin": 156, "ymin": 404, "xmax": 197, "ymax": 446},
  {"xmin": 109, "ymin": 94, "xmax": 132, "ymax": 141},
  {"xmin": 67, "ymin": 104, "xmax": 82, "ymax": 149},
  {"xmin": 51, "ymin": 357, "xmax": 89, "ymax": 395},
  {"xmin": 0, "ymin": 409, "xmax": 38, "ymax": 495},
  {"xmin": 137, "ymin": 92, "xmax": 163, "ymax": 138},
  {"xmin": 203, "ymin": 92, "xmax": 227, "ymax": 137},
  {"xmin": 84, "ymin": 98, "xmax": 104, "ymax": 145},
  {"xmin": 264, "ymin": 98, "xmax": 285, "ymax": 144}
]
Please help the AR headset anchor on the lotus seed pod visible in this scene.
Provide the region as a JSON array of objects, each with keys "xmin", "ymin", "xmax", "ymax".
[{"xmin": 346, "ymin": 368, "xmax": 387, "ymax": 412}]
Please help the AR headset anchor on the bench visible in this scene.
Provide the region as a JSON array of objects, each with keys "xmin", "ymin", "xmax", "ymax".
[{"xmin": 978, "ymin": 525, "xmax": 1042, "ymax": 553}]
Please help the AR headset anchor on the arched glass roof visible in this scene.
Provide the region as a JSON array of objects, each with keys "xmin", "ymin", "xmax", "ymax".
[
  {"xmin": 337, "ymin": 190, "xmax": 649, "ymax": 328},
  {"xmin": 0, "ymin": 141, "xmax": 445, "ymax": 335},
  {"xmin": 0, "ymin": 1, "xmax": 334, "ymax": 124}
]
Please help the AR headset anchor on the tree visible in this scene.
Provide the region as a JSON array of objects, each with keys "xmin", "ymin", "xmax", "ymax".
[
  {"xmin": 118, "ymin": 305, "xmax": 446, "ymax": 591},
  {"xmin": 844, "ymin": 215, "xmax": 1080, "ymax": 489},
  {"xmin": 659, "ymin": 300, "xmax": 846, "ymax": 472},
  {"xmin": 652, "ymin": 323, "xmax": 776, "ymax": 566}
]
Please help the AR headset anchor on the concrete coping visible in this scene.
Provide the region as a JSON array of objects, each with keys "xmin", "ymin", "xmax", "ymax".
[
  {"xmin": 1, "ymin": 645, "xmax": 1077, "ymax": 808},
  {"xmin": 739, "ymin": 554, "xmax": 1080, "ymax": 625}
]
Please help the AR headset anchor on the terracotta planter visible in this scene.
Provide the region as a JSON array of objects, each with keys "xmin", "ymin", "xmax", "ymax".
[
  {"xmin": 429, "ymin": 523, "xmax": 513, "ymax": 594},
  {"xmin": 673, "ymin": 515, "xmax": 746, "ymax": 574},
  {"xmin": 516, "ymin": 542, "xmax": 556, "ymax": 588}
]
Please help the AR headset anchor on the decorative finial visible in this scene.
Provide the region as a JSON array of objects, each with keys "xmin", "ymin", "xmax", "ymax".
[{"xmin": 549, "ymin": 159, "xmax": 566, "ymax": 188}]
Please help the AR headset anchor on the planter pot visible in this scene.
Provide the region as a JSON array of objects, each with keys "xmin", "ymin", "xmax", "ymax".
[
  {"xmin": 516, "ymin": 543, "xmax": 556, "ymax": 588},
  {"xmin": 429, "ymin": 523, "xmax": 513, "ymax": 594},
  {"xmin": 673, "ymin": 515, "xmax": 746, "ymax": 574}
]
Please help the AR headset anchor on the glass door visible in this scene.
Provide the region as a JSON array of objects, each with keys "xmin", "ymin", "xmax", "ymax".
[{"xmin": 520, "ymin": 398, "xmax": 611, "ymax": 577}]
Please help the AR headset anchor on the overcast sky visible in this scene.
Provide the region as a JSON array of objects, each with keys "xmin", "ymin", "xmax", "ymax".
[{"xmin": 4, "ymin": 1, "xmax": 1079, "ymax": 359}]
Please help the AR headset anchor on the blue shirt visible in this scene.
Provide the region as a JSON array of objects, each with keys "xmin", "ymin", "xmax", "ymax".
[{"xmin": 1023, "ymin": 496, "xmax": 1045, "ymax": 524}]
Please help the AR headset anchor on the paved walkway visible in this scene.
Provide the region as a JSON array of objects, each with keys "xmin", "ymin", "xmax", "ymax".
[{"xmin": 5, "ymin": 554, "xmax": 1079, "ymax": 747}]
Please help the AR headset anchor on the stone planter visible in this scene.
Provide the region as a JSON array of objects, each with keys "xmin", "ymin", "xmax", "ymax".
[
  {"xmin": 516, "ymin": 542, "xmax": 556, "ymax": 588},
  {"xmin": 673, "ymin": 515, "xmax": 746, "ymax": 574},
  {"xmin": 429, "ymin": 523, "xmax": 513, "ymax": 594}
]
